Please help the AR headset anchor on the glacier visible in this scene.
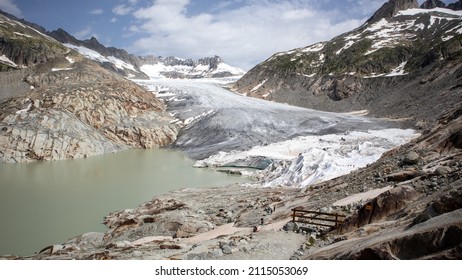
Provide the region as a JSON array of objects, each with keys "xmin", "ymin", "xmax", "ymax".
[{"xmin": 134, "ymin": 77, "xmax": 418, "ymax": 187}]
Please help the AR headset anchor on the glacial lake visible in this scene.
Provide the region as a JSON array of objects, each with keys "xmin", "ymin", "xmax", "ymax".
[{"xmin": 0, "ymin": 149, "xmax": 251, "ymax": 256}]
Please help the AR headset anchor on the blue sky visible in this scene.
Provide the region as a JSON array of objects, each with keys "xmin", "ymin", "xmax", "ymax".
[{"xmin": 0, "ymin": 0, "xmax": 456, "ymax": 69}]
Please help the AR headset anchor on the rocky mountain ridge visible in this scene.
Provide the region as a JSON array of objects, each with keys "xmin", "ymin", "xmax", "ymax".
[
  {"xmin": 367, "ymin": 0, "xmax": 419, "ymax": 24},
  {"xmin": 0, "ymin": 9, "xmax": 243, "ymax": 80},
  {"xmin": 139, "ymin": 55, "xmax": 245, "ymax": 79},
  {"xmin": 420, "ymin": 0, "xmax": 447, "ymax": 9},
  {"xmin": 49, "ymin": 28, "xmax": 148, "ymax": 79},
  {"xmin": 47, "ymin": 27, "xmax": 244, "ymax": 80},
  {"xmin": 448, "ymin": 0, "xmax": 462, "ymax": 10},
  {"xmin": 0, "ymin": 12, "xmax": 178, "ymax": 163},
  {"xmin": 232, "ymin": 1, "xmax": 462, "ymax": 126}
]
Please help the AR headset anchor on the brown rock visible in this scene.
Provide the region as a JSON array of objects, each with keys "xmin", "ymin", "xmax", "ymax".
[
  {"xmin": 386, "ymin": 169, "xmax": 419, "ymax": 182},
  {"xmin": 339, "ymin": 186, "xmax": 422, "ymax": 233}
]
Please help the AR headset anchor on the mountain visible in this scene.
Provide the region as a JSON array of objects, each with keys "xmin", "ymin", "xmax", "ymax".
[
  {"xmin": 232, "ymin": 1, "xmax": 462, "ymax": 126},
  {"xmin": 367, "ymin": 0, "xmax": 418, "ymax": 24},
  {"xmin": 48, "ymin": 28, "xmax": 244, "ymax": 80},
  {"xmin": 48, "ymin": 28, "xmax": 148, "ymax": 79},
  {"xmin": 448, "ymin": 0, "xmax": 462, "ymax": 10},
  {"xmin": 139, "ymin": 55, "xmax": 245, "ymax": 79},
  {"xmin": 0, "ymin": 11, "xmax": 178, "ymax": 163},
  {"xmin": 420, "ymin": 0, "xmax": 447, "ymax": 9}
]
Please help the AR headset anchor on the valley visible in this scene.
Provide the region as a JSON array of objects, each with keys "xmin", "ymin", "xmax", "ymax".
[{"xmin": 1, "ymin": 0, "xmax": 462, "ymax": 260}]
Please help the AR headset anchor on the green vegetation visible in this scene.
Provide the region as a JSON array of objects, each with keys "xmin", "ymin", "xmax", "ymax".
[{"xmin": 321, "ymin": 39, "xmax": 373, "ymax": 74}]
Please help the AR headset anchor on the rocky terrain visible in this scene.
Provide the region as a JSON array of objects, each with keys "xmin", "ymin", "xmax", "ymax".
[
  {"xmin": 0, "ymin": 12, "xmax": 178, "ymax": 163},
  {"xmin": 50, "ymin": 29, "xmax": 149, "ymax": 80},
  {"xmin": 1, "ymin": 1, "xmax": 461, "ymax": 260},
  {"xmin": 10, "ymin": 105, "xmax": 460, "ymax": 260}
]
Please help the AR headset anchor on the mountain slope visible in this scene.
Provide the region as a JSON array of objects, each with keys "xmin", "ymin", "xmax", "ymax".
[
  {"xmin": 48, "ymin": 29, "xmax": 149, "ymax": 79},
  {"xmin": 50, "ymin": 28, "xmax": 244, "ymax": 80},
  {"xmin": 0, "ymin": 12, "xmax": 178, "ymax": 163},
  {"xmin": 232, "ymin": 2, "xmax": 462, "ymax": 126}
]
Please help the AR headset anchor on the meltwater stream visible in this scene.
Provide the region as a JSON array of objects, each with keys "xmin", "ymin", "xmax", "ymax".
[{"xmin": 0, "ymin": 149, "xmax": 250, "ymax": 256}]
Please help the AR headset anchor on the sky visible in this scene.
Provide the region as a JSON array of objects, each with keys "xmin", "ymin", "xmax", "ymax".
[{"xmin": 0, "ymin": 0, "xmax": 457, "ymax": 70}]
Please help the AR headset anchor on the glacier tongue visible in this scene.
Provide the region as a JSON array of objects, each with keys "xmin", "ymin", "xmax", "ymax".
[
  {"xmin": 197, "ymin": 129, "xmax": 419, "ymax": 187},
  {"xmin": 135, "ymin": 78, "xmax": 418, "ymax": 187}
]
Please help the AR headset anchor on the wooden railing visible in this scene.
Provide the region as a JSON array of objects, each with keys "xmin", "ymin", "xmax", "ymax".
[{"xmin": 292, "ymin": 208, "xmax": 346, "ymax": 229}]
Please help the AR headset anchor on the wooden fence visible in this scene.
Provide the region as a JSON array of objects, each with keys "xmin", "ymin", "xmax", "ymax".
[{"xmin": 292, "ymin": 208, "xmax": 346, "ymax": 229}]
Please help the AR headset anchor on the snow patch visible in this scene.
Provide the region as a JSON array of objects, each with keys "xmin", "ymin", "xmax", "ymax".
[
  {"xmin": 415, "ymin": 23, "xmax": 426, "ymax": 30},
  {"xmin": 64, "ymin": 44, "xmax": 137, "ymax": 72},
  {"xmin": 251, "ymin": 79, "xmax": 268, "ymax": 92},
  {"xmin": 15, "ymin": 103, "xmax": 32, "ymax": 115},
  {"xmin": 13, "ymin": 32, "xmax": 33, "ymax": 38},
  {"xmin": 336, "ymin": 41, "xmax": 355, "ymax": 55},
  {"xmin": 301, "ymin": 43, "xmax": 325, "ymax": 53},
  {"xmin": 385, "ymin": 61, "xmax": 407, "ymax": 77},
  {"xmin": 0, "ymin": 54, "xmax": 17, "ymax": 67},
  {"xmin": 52, "ymin": 68, "xmax": 74, "ymax": 72},
  {"xmin": 398, "ymin": 8, "xmax": 462, "ymax": 17},
  {"xmin": 65, "ymin": 56, "xmax": 75, "ymax": 64},
  {"xmin": 107, "ymin": 56, "xmax": 136, "ymax": 71}
]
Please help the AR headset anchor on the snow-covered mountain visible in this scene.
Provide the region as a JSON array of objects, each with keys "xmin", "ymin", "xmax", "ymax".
[
  {"xmin": 232, "ymin": 0, "xmax": 462, "ymax": 124},
  {"xmin": 48, "ymin": 27, "xmax": 244, "ymax": 80},
  {"xmin": 139, "ymin": 55, "xmax": 245, "ymax": 79}
]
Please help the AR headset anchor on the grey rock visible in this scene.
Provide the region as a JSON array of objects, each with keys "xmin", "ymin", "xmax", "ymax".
[
  {"xmin": 221, "ymin": 244, "xmax": 233, "ymax": 255},
  {"xmin": 420, "ymin": 0, "xmax": 446, "ymax": 9},
  {"xmin": 448, "ymin": 0, "xmax": 462, "ymax": 10},
  {"xmin": 435, "ymin": 166, "xmax": 452, "ymax": 176},
  {"xmin": 403, "ymin": 151, "xmax": 420, "ymax": 165},
  {"xmin": 367, "ymin": 0, "xmax": 419, "ymax": 24},
  {"xmin": 132, "ymin": 251, "xmax": 143, "ymax": 258},
  {"xmin": 211, "ymin": 249, "xmax": 224, "ymax": 258},
  {"xmin": 283, "ymin": 222, "xmax": 299, "ymax": 232}
]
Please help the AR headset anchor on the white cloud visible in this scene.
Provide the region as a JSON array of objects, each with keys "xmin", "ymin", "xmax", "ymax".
[
  {"xmin": 113, "ymin": 4, "xmax": 134, "ymax": 16},
  {"xmin": 89, "ymin": 8, "xmax": 104, "ymax": 15},
  {"xmin": 129, "ymin": 0, "xmax": 376, "ymax": 70},
  {"xmin": 0, "ymin": 0, "xmax": 23, "ymax": 17}
]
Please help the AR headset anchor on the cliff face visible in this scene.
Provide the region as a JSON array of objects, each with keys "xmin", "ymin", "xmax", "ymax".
[
  {"xmin": 48, "ymin": 29, "xmax": 149, "ymax": 80},
  {"xmin": 420, "ymin": 0, "xmax": 447, "ymax": 9},
  {"xmin": 0, "ymin": 13, "xmax": 178, "ymax": 163},
  {"xmin": 232, "ymin": 5, "xmax": 462, "ymax": 125},
  {"xmin": 367, "ymin": 0, "xmax": 419, "ymax": 24},
  {"xmin": 448, "ymin": 0, "xmax": 462, "ymax": 10}
]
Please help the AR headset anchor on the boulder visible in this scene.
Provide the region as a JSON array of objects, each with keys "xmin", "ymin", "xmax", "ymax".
[
  {"xmin": 403, "ymin": 151, "xmax": 420, "ymax": 165},
  {"xmin": 435, "ymin": 166, "xmax": 452, "ymax": 176},
  {"xmin": 339, "ymin": 186, "xmax": 422, "ymax": 233},
  {"xmin": 283, "ymin": 222, "xmax": 299, "ymax": 232},
  {"xmin": 386, "ymin": 169, "xmax": 419, "ymax": 182}
]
